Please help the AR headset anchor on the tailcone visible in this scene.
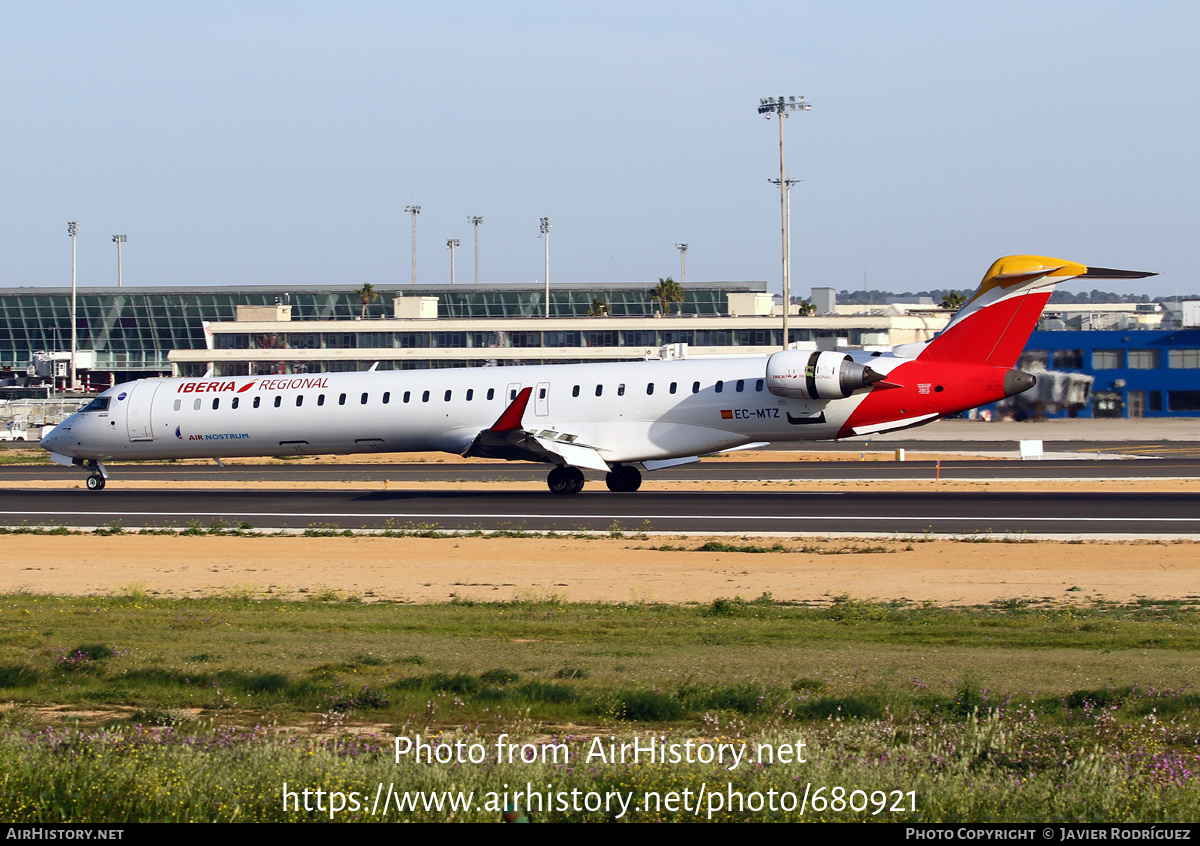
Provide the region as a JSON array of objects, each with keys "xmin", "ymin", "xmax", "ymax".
[{"xmin": 1003, "ymin": 369, "xmax": 1036, "ymax": 398}]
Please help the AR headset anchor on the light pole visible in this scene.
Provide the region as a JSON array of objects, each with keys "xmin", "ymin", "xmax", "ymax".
[
  {"xmin": 758, "ymin": 95, "xmax": 810, "ymax": 350},
  {"xmin": 405, "ymin": 205, "xmax": 421, "ymax": 284},
  {"xmin": 446, "ymin": 239, "xmax": 460, "ymax": 285},
  {"xmin": 540, "ymin": 217, "xmax": 552, "ymax": 318},
  {"xmin": 675, "ymin": 243, "xmax": 688, "ymax": 286},
  {"xmin": 112, "ymin": 235, "xmax": 127, "ymax": 288},
  {"xmin": 469, "ymin": 216, "xmax": 483, "ymax": 284},
  {"xmin": 67, "ymin": 222, "xmax": 79, "ymax": 390}
]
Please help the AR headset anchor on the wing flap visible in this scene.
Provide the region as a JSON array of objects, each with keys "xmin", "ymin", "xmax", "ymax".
[{"xmin": 460, "ymin": 386, "xmax": 610, "ymax": 470}]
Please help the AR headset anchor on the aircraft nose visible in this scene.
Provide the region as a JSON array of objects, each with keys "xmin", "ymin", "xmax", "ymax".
[{"xmin": 40, "ymin": 420, "xmax": 70, "ymax": 453}]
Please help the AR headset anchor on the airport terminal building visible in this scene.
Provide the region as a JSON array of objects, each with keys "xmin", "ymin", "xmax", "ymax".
[
  {"xmin": 2, "ymin": 281, "xmax": 1198, "ymax": 419},
  {"xmin": 0, "ymin": 279, "xmax": 946, "ymax": 380}
]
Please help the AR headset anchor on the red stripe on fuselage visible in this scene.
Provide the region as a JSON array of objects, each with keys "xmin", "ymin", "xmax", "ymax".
[{"xmin": 837, "ymin": 359, "xmax": 1013, "ymax": 438}]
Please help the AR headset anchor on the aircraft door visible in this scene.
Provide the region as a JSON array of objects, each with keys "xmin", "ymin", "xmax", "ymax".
[
  {"xmin": 534, "ymin": 381, "xmax": 550, "ymax": 417},
  {"xmin": 506, "ymin": 382, "xmax": 522, "ymax": 402},
  {"xmin": 125, "ymin": 381, "xmax": 161, "ymax": 441}
]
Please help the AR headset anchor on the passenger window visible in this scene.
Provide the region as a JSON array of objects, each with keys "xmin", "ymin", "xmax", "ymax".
[
  {"xmin": 253, "ymin": 397, "xmax": 261, "ymax": 409},
  {"xmin": 403, "ymin": 391, "xmax": 411, "ymax": 403},
  {"xmin": 296, "ymin": 395, "xmax": 303, "ymax": 407},
  {"xmin": 274, "ymin": 396, "xmax": 282, "ymax": 408},
  {"xmin": 383, "ymin": 392, "xmax": 390, "ymax": 404},
  {"xmin": 361, "ymin": 393, "xmax": 368, "ymax": 405},
  {"xmin": 466, "ymin": 389, "xmax": 473, "ymax": 401},
  {"xmin": 646, "ymin": 383, "xmax": 654, "ymax": 395},
  {"xmin": 444, "ymin": 390, "xmax": 452, "ymax": 402},
  {"xmin": 232, "ymin": 397, "xmax": 239, "ymax": 410},
  {"xmin": 173, "ymin": 399, "xmax": 181, "ymax": 411},
  {"xmin": 617, "ymin": 384, "xmax": 625, "ymax": 396},
  {"xmin": 212, "ymin": 398, "xmax": 220, "ymax": 410},
  {"xmin": 755, "ymin": 379, "xmax": 764, "ymax": 392},
  {"xmin": 715, "ymin": 381, "xmax": 724, "ymax": 393},
  {"xmin": 736, "ymin": 380, "xmax": 744, "ymax": 392},
  {"xmin": 538, "ymin": 387, "xmax": 546, "ymax": 400},
  {"xmin": 572, "ymin": 385, "xmax": 580, "ymax": 397},
  {"xmin": 422, "ymin": 391, "xmax": 430, "ymax": 402},
  {"xmin": 595, "ymin": 385, "xmax": 603, "ymax": 397},
  {"xmin": 510, "ymin": 389, "xmax": 517, "ymax": 400},
  {"xmin": 193, "ymin": 399, "xmax": 201, "ymax": 410},
  {"xmin": 692, "ymin": 381, "xmax": 700, "ymax": 394},
  {"xmin": 670, "ymin": 382, "xmax": 677, "ymax": 395},
  {"xmin": 487, "ymin": 388, "xmax": 495, "ymax": 401},
  {"xmin": 339, "ymin": 393, "xmax": 346, "ymax": 406},
  {"xmin": 318, "ymin": 394, "xmax": 325, "ymax": 406}
]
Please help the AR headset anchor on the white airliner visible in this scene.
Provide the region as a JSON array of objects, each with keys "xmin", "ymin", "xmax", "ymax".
[{"xmin": 41, "ymin": 255, "xmax": 1152, "ymax": 494}]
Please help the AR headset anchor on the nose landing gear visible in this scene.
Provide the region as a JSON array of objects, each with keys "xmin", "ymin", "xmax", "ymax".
[{"xmin": 85, "ymin": 461, "xmax": 108, "ymax": 492}]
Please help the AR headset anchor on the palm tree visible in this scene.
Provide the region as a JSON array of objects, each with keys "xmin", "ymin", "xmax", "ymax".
[
  {"xmin": 941, "ymin": 290, "xmax": 967, "ymax": 311},
  {"xmin": 356, "ymin": 283, "xmax": 379, "ymax": 319},
  {"xmin": 796, "ymin": 299, "xmax": 817, "ymax": 316},
  {"xmin": 650, "ymin": 277, "xmax": 684, "ymax": 315},
  {"xmin": 588, "ymin": 297, "xmax": 610, "ymax": 317}
]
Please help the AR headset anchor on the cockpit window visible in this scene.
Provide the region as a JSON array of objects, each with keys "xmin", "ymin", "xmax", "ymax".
[{"xmin": 80, "ymin": 397, "xmax": 110, "ymax": 413}]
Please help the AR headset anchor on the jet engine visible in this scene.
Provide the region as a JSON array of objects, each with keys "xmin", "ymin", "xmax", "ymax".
[{"xmin": 765, "ymin": 350, "xmax": 885, "ymax": 400}]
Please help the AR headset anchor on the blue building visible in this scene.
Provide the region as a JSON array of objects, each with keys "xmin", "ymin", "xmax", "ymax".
[{"xmin": 1013, "ymin": 329, "xmax": 1200, "ymax": 418}]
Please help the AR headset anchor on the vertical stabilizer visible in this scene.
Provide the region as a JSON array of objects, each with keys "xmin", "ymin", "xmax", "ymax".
[{"xmin": 919, "ymin": 256, "xmax": 1154, "ymax": 367}]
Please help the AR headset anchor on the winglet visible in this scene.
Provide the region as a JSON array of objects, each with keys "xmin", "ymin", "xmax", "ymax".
[{"xmin": 489, "ymin": 387, "xmax": 532, "ymax": 432}]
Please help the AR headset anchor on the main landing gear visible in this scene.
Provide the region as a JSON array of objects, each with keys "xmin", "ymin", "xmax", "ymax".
[
  {"xmin": 605, "ymin": 464, "xmax": 642, "ymax": 493},
  {"xmin": 545, "ymin": 464, "xmax": 643, "ymax": 495},
  {"xmin": 546, "ymin": 465, "xmax": 585, "ymax": 495},
  {"xmin": 85, "ymin": 461, "xmax": 107, "ymax": 492}
]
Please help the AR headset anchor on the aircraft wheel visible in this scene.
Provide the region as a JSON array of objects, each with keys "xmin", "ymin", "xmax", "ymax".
[
  {"xmin": 605, "ymin": 465, "xmax": 642, "ymax": 492},
  {"xmin": 86, "ymin": 474, "xmax": 106, "ymax": 491},
  {"xmin": 547, "ymin": 466, "xmax": 585, "ymax": 495}
]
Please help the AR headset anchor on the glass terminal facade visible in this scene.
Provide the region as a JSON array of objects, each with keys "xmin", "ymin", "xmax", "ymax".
[{"xmin": 0, "ymin": 282, "xmax": 755, "ymax": 378}]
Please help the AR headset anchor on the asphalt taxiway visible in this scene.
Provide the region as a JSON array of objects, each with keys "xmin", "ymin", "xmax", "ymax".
[
  {"xmin": 1, "ymin": 480, "xmax": 1197, "ymax": 536},
  {"xmin": 5, "ymin": 419, "xmax": 1199, "ymax": 537}
]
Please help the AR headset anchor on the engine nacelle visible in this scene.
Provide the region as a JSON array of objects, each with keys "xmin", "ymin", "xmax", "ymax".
[{"xmin": 765, "ymin": 350, "xmax": 885, "ymax": 400}]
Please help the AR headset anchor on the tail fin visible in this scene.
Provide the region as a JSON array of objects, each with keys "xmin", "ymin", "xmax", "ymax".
[{"xmin": 918, "ymin": 255, "xmax": 1155, "ymax": 367}]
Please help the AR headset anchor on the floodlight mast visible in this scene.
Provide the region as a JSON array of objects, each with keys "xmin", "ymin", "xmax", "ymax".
[
  {"xmin": 540, "ymin": 217, "xmax": 552, "ymax": 317},
  {"xmin": 469, "ymin": 216, "xmax": 484, "ymax": 284},
  {"xmin": 405, "ymin": 205, "xmax": 421, "ymax": 284},
  {"xmin": 67, "ymin": 222, "xmax": 79, "ymax": 390},
  {"xmin": 758, "ymin": 95, "xmax": 810, "ymax": 350},
  {"xmin": 112, "ymin": 235, "xmax": 127, "ymax": 288},
  {"xmin": 676, "ymin": 243, "xmax": 688, "ymax": 286},
  {"xmin": 446, "ymin": 239, "xmax": 460, "ymax": 285}
]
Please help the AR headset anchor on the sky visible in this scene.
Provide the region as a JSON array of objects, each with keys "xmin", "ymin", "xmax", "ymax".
[{"xmin": 1, "ymin": 1, "xmax": 1195, "ymax": 297}]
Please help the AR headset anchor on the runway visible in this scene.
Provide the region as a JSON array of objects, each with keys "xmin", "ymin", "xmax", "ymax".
[
  {"xmin": 4, "ymin": 455, "xmax": 1200, "ymax": 484},
  {"xmin": 2, "ymin": 487, "xmax": 1198, "ymax": 536}
]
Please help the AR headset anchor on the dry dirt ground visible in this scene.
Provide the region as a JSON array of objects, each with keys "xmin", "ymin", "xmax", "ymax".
[
  {"xmin": 3, "ymin": 533, "xmax": 1198, "ymax": 608},
  {"xmin": 3, "ymin": 450, "xmax": 1198, "ymax": 606}
]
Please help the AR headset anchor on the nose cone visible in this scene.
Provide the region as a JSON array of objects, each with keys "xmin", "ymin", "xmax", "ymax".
[
  {"xmin": 40, "ymin": 416, "xmax": 75, "ymax": 455},
  {"xmin": 40, "ymin": 425, "xmax": 62, "ymax": 452}
]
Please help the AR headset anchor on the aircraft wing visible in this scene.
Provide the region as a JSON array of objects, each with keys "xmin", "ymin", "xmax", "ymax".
[{"xmin": 461, "ymin": 387, "xmax": 611, "ymax": 471}]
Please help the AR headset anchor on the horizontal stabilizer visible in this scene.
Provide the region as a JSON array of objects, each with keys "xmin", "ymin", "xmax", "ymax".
[
  {"xmin": 849, "ymin": 412, "xmax": 939, "ymax": 437},
  {"xmin": 920, "ymin": 255, "xmax": 1154, "ymax": 369},
  {"xmin": 1078, "ymin": 267, "xmax": 1157, "ymax": 280}
]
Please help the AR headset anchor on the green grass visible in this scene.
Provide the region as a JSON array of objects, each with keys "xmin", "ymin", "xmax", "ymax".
[
  {"xmin": 2, "ymin": 593, "xmax": 1200, "ymax": 724},
  {"xmin": 3, "ymin": 592, "xmax": 1200, "ymax": 821}
]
